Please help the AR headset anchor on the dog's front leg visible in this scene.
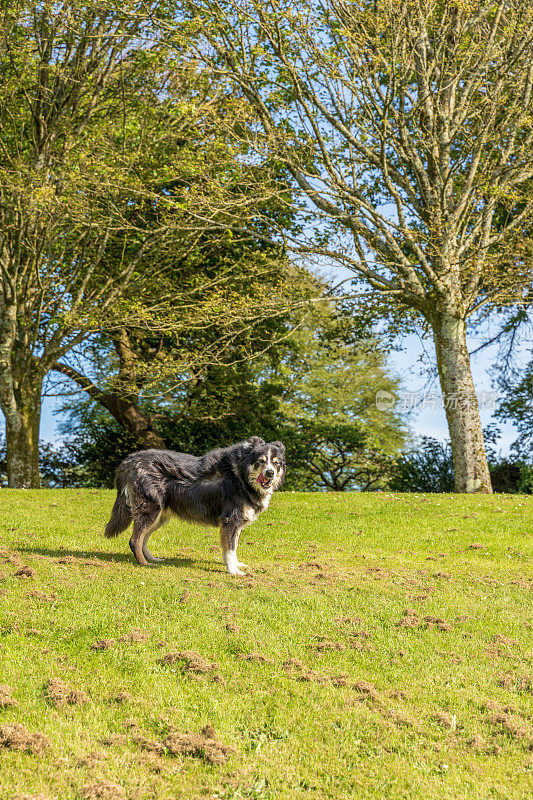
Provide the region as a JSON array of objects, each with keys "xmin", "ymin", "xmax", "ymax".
[{"xmin": 220, "ymin": 523, "xmax": 245, "ymax": 576}]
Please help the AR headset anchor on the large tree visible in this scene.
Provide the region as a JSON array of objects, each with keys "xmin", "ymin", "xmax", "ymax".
[
  {"xmin": 49, "ymin": 250, "xmax": 317, "ymax": 452},
  {"xmin": 166, "ymin": 0, "xmax": 533, "ymax": 492},
  {"xmin": 0, "ymin": 1, "xmax": 294, "ymax": 486},
  {"xmin": 54, "ymin": 296, "xmax": 406, "ymax": 488},
  {"xmin": 271, "ymin": 303, "xmax": 406, "ymax": 490}
]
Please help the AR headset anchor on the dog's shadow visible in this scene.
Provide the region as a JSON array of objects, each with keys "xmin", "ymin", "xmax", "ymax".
[{"xmin": 16, "ymin": 546, "xmax": 223, "ymax": 573}]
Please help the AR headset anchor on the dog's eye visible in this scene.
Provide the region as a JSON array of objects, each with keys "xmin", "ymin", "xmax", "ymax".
[
  {"xmin": 273, "ymin": 459, "xmax": 280, "ymax": 465},
  {"xmin": 259, "ymin": 456, "xmax": 267, "ymax": 462}
]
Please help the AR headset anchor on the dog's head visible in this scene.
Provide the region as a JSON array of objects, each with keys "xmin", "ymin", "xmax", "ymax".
[{"xmin": 241, "ymin": 436, "xmax": 286, "ymax": 493}]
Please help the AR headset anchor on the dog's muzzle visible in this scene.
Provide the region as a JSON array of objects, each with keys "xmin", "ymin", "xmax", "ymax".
[{"xmin": 257, "ymin": 469, "xmax": 274, "ymax": 489}]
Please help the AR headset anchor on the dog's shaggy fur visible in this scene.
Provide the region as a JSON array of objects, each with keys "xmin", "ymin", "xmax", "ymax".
[{"xmin": 104, "ymin": 436, "xmax": 285, "ymax": 575}]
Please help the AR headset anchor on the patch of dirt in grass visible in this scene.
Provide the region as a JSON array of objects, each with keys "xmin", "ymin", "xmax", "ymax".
[
  {"xmin": 0, "ymin": 548, "xmax": 23, "ymax": 566},
  {"xmin": 330, "ymin": 675, "xmax": 351, "ymax": 687},
  {"xmin": 119, "ymin": 629, "xmax": 149, "ymax": 644},
  {"xmin": 432, "ymin": 572, "xmax": 452, "ymax": 579},
  {"xmin": 395, "ymin": 610, "xmax": 452, "ymax": 631},
  {"xmin": 498, "ymin": 673, "xmax": 532, "ymax": 692},
  {"xmin": 26, "ymin": 590, "xmax": 57, "ymax": 603},
  {"xmin": 309, "ymin": 572, "xmax": 330, "ymax": 585},
  {"xmin": 238, "ymin": 651, "xmax": 273, "ymax": 664},
  {"xmin": 14, "ymin": 565, "xmax": 36, "ymax": 579},
  {"xmin": 160, "ymin": 650, "xmax": 222, "ymax": 681},
  {"xmin": 511, "ymin": 577, "xmax": 533, "ymax": 590},
  {"xmin": 76, "ymin": 750, "xmax": 106, "ymax": 767},
  {"xmin": 45, "ymin": 677, "xmax": 89, "ymax": 708},
  {"xmin": 433, "ymin": 711, "xmax": 457, "ymax": 730},
  {"xmin": 0, "ymin": 723, "xmax": 50, "ymax": 754},
  {"xmin": 0, "ymin": 571, "xmax": 6, "ymax": 582},
  {"xmin": 388, "ymin": 689, "xmax": 409, "ymax": 699},
  {"xmin": 53, "ymin": 556, "xmax": 105, "ymax": 568},
  {"xmin": 12, "ymin": 794, "xmax": 52, "ymax": 800},
  {"xmin": 468, "ymin": 734, "xmax": 485, "ymax": 750},
  {"xmin": 138, "ymin": 751, "xmax": 166, "ymax": 774},
  {"xmin": 366, "ymin": 566, "xmax": 389, "ymax": 580},
  {"xmin": 1, "ymin": 617, "xmax": 20, "ymax": 634},
  {"xmin": 234, "ymin": 574, "xmax": 259, "ymax": 589},
  {"xmin": 101, "ymin": 733, "xmax": 128, "ymax": 747},
  {"xmin": 391, "ymin": 650, "xmax": 408, "ymax": 663},
  {"xmin": 163, "ymin": 724, "xmax": 235, "ymax": 765},
  {"xmin": 488, "ymin": 711, "xmax": 533, "ymax": 745},
  {"xmin": 301, "ymin": 562, "xmax": 326, "ymax": 572},
  {"xmin": 486, "ymin": 634, "xmax": 520, "ymax": 659},
  {"xmin": 309, "ymin": 638, "xmax": 346, "ymax": 653},
  {"xmin": 335, "ymin": 616, "xmax": 364, "ymax": 626},
  {"xmin": 353, "ymin": 680, "xmax": 382, "ymax": 702},
  {"xmin": 348, "ymin": 631, "xmax": 374, "ymax": 651},
  {"xmin": 91, "ymin": 639, "xmax": 116, "ymax": 651},
  {"xmin": 493, "ymin": 634, "xmax": 519, "ymax": 647},
  {"xmin": 395, "ymin": 610, "xmax": 421, "ymax": 628},
  {"xmin": 282, "ymin": 658, "xmax": 348, "ymax": 686},
  {"xmin": 424, "ymin": 616, "xmax": 453, "ymax": 631},
  {"xmin": 0, "ymin": 685, "xmax": 18, "ymax": 708},
  {"xmin": 467, "ymin": 734, "xmax": 501, "ymax": 755},
  {"xmin": 436, "ymin": 649, "xmax": 464, "ymax": 665},
  {"xmin": 133, "ymin": 734, "xmax": 165, "ymax": 755},
  {"xmin": 80, "ymin": 780, "xmax": 126, "ymax": 800},
  {"xmin": 225, "ymin": 622, "xmax": 240, "ymax": 633},
  {"xmin": 106, "ymin": 691, "xmax": 133, "ymax": 704},
  {"xmin": 384, "ymin": 708, "xmax": 416, "ymax": 728},
  {"xmin": 469, "ymin": 543, "xmax": 486, "ymax": 550},
  {"xmin": 282, "ymin": 658, "xmax": 321, "ymax": 682}
]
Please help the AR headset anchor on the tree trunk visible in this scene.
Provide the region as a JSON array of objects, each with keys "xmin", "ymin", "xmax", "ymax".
[
  {"xmin": 431, "ymin": 313, "xmax": 492, "ymax": 493},
  {"xmin": 0, "ymin": 372, "xmax": 43, "ymax": 488},
  {"xmin": 51, "ymin": 362, "xmax": 166, "ymax": 450},
  {"xmin": 108, "ymin": 398, "xmax": 166, "ymax": 449}
]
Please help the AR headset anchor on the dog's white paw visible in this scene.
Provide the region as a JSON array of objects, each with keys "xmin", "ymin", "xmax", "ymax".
[
  {"xmin": 227, "ymin": 567, "xmax": 245, "ymax": 576},
  {"xmin": 223, "ymin": 550, "xmax": 246, "ymax": 576},
  {"xmin": 237, "ymin": 561, "xmax": 248, "ymax": 569}
]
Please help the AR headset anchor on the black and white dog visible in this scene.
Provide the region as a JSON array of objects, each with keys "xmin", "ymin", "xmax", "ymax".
[{"xmin": 104, "ymin": 437, "xmax": 285, "ymax": 575}]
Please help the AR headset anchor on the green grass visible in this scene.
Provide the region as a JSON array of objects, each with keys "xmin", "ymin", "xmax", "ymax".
[{"xmin": 0, "ymin": 490, "xmax": 532, "ymax": 800}]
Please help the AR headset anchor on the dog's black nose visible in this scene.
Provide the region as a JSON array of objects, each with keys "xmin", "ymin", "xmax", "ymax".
[{"xmin": 264, "ymin": 468, "xmax": 275, "ymax": 479}]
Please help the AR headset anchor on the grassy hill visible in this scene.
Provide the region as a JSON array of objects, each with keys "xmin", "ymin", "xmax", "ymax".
[{"xmin": 0, "ymin": 490, "xmax": 532, "ymax": 800}]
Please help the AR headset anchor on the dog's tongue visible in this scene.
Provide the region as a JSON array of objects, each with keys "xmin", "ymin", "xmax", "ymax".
[{"xmin": 257, "ymin": 472, "xmax": 269, "ymax": 485}]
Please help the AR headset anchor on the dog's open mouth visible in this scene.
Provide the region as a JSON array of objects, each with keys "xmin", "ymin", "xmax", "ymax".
[{"xmin": 257, "ymin": 472, "xmax": 273, "ymax": 489}]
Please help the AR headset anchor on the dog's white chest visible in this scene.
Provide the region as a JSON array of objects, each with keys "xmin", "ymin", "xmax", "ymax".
[{"xmin": 243, "ymin": 504, "xmax": 259, "ymax": 523}]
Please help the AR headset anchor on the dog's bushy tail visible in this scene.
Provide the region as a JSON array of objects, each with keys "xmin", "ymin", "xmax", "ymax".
[{"xmin": 104, "ymin": 469, "xmax": 132, "ymax": 538}]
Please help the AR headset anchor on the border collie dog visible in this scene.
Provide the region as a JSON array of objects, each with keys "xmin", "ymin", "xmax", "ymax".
[{"xmin": 104, "ymin": 437, "xmax": 285, "ymax": 575}]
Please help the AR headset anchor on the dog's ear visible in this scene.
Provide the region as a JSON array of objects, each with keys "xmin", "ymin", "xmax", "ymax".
[
  {"xmin": 270, "ymin": 440, "xmax": 285, "ymax": 455},
  {"xmin": 243, "ymin": 436, "xmax": 265, "ymax": 449}
]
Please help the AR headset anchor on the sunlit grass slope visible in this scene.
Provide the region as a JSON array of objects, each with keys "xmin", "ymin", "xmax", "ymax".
[{"xmin": 0, "ymin": 490, "xmax": 532, "ymax": 799}]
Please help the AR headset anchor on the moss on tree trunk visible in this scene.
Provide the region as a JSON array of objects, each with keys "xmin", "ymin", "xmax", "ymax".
[{"xmin": 1, "ymin": 374, "xmax": 42, "ymax": 488}]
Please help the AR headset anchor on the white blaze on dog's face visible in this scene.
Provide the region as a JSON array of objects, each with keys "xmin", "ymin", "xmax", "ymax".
[{"xmin": 247, "ymin": 443, "xmax": 285, "ymax": 493}]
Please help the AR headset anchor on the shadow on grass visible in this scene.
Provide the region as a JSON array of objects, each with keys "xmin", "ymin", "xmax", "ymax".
[{"xmin": 16, "ymin": 546, "xmax": 224, "ymax": 573}]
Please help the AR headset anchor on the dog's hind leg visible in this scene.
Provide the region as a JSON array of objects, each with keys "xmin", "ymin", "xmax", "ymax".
[
  {"xmin": 129, "ymin": 500, "xmax": 162, "ymax": 566},
  {"xmin": 142, "ymin": 508, "xmax": 171, "ymax": 563}
]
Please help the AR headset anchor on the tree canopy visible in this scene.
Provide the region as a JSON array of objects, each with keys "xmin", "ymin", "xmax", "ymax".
[
  {"xmin": 0, "ymin": 0, "xmax": 312, "ymax": 485},
  {"xmin": 156, "ymin": 0, "xmax": 533, "ymax": 492}
]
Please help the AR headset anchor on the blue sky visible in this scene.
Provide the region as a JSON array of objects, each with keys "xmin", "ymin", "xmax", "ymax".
[{"xmin": 386, "ymin": 331, "xmax": 523, "ymax": 455}]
